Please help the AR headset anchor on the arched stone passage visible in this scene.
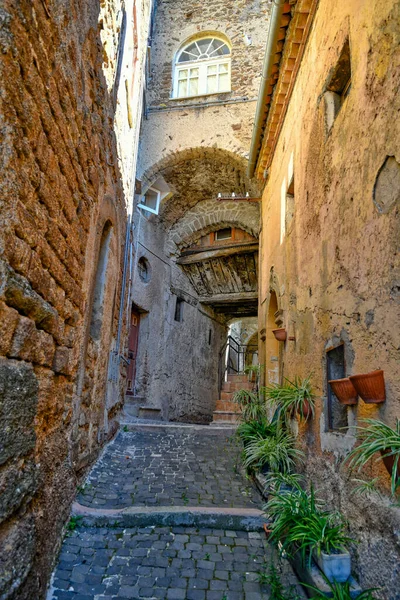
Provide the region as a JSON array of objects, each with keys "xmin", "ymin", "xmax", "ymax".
[
  {"xmin": 167, "ymin": 198, "xmax": 259, "ymax": 255},
  {"xmin": 140, "ymin": 147, "xmax": 262, "ymax": 226}
]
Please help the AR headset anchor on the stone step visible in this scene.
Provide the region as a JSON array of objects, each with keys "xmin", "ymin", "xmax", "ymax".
[
  {"xmin": 212, "ymin": 411, "xmax": 240, "ymax": 423},
  {"xmin": 220, "ymin": 390, "xmax": 233, "ymax": 401},
  {"xmin": 138, "ymin": 407, "xmax": 162, "ymax": 420},
  {"xmin": 124, "ymin": 396, "xmax": 145, "ymax": 417},
  {"xmin": 223, "ymin": 381, "xmax": 253, "ymax": 392},
  {"xmin": 215, "ymin": 399, "xmax": 240, "ymax": 412},
  {"xmin": 227, "ymin": 374, "xmax": 249, "ymax": 383}
]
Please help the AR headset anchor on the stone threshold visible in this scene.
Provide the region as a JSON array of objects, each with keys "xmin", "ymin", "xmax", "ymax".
[
  {"xmin": 119, "ymin": 420, "xmax": 238, "ymax": 432},
  {"xmin": 72, "ymin": 502, "xmax": 266, "ymax": 531}
]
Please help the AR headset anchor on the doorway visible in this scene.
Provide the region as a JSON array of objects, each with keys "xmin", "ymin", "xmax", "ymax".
[{"xmin": 126, "ymin": 307, "xmax": 140, "ymax": 396}]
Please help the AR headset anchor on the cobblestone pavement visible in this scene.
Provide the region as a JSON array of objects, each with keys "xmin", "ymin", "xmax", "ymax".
[
  {"xmin": 77, "ymin": 428, "xmax": 260, "ymax": 509},
  {"xmin": 49, "ymin": 525, "xmax": 303, "ymax": 600}
]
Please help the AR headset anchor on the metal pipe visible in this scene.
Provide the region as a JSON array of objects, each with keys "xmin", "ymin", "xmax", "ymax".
[{"xmin": 247, "ymin": 0, "xmax": 287, "ymax": 178}]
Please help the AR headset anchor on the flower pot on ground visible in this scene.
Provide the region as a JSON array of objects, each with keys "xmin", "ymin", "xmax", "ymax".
[
  {"xmin": 272, "ymin": 328, "xmax": 287, "ymax": 342},
  {"xmin": 313, "ymin": 549, "xmax": 351, "ymax": 583},
  {"xmin": 349, "ymin": 370, "xmax": 385, "ymax": 403},
  {"xmin": 328, "ymin": 378, "xmax": 358, "ymax": 405}
]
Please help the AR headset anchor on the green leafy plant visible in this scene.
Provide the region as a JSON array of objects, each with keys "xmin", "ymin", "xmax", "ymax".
[
  {"xmin": 285, "ymin": 510, "xmax": 353, "ymax": 567},
  {"xmin": 65, "ymin": 515, "xmax": 82, "ymax": 533},
  {"xmin": 303, "ymin": 577, "xmax": 378, "ymax": 599},
  {"xmin": 243, "ymin": 429, "xmax": 304, "ymax": 474},
  {"xmin": 346, "ymin": 418, "xmax": 400, "ymax": 495},
  {"xmin": 258, "ymin": 562, "xmax": 301, "ymax": 599},
  {"xmin": 233, "ymin": 387, "xmax": 269, "ymax": 422},
  {"xmin": 350, "ymin": 477, "xmax": 381, "ymax": 497},
  {"xmin": 236, "ymin": 417, "xmax": 277, "ymax": 446},
  {"xmin": 266, "ymin": 376, "xmax": 315, "ymax": 421},
  {"xmin": 265, "ymin": 484, "xmax": 352, "ymax": 567}
]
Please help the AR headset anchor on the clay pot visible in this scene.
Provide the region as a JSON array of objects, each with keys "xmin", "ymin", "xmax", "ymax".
[
  {"xmin": 328, "ymin": 378, "xmax": 358, "ymax": 405},
  {"xmin": 298, "ymin": 398, "xmax": 312, "ymax": 419},
  {"xmin": 380, "ymin": 450, "xmax": 400, "ymax": 481},
  {"xmin": 272, "ymin": 328, "xmax": 287, "ymax": 342},
  {"xmin": 349, "ymin": 370, "xmax": 386, "ymax": 404},
  {"xmin": 263, "ymin": 523, "xmax": 272, "ymax": 538}
]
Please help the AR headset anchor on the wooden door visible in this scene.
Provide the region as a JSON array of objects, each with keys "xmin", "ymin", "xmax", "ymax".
[{"xmin": 126, "ymin": 309, "xmax": 140, "ymax": 396}]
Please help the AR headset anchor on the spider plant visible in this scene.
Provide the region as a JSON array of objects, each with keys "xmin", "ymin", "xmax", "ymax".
[
  {"xmin": 244, "ymin": 430, "xmax": 304, "ymax": 475},
  {"xmin": 233, "ymin": 387, "xmax": 269, "ymax": 422},
  {"xmin": 266, "ymin": 376, "xmax": 315, "ymax": 421},
  {"xmin": 303, "ymin": 579, "xmax": 378, "ymax": 599},
  {"xmin": 285, "ymin": 510, "xmax": 353, "ymax": 567},
  {"xmin": 346, "ymin": 418, "xmax": 400, "ymax": 495},
  {"xmin": 236, "ymin": 417, "xmax": 277, "ymax": 447}
]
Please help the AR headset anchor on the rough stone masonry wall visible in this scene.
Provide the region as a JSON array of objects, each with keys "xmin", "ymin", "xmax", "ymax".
[
  {"xmin": 0, "ymin": 1, "xmax": 141, "ymax": 597},
  {"xmin": 258, "ymin": 0, "xmax": 400, "ymax": 597}
]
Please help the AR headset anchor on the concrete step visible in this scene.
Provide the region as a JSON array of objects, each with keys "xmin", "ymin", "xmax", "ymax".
[
  {"xmin": 212, "ymin": 411, "xmax": 240, "ymax": 423},
  {"xmin": 138, "ymin": 407, "xmax": 162, "ymax": 420},
  {"xmin": 124, "ymin": 396, "xmax": 145, "ymax": 417},
  {"xmin": 215, "ymin": 399, "xmax": 240, "ymax": 412}
]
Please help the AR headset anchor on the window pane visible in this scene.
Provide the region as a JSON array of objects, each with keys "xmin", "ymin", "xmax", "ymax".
[
  {"xmin": 209, "ymin": 41, "xmax": 230, "ymax": 56},
  {"xmin": 190, "ymin": 67, "xmax": 199, "ymax": 77},
  {"xmin": 179, "ymin": 52, "xmax": 192, "ymax": 62},
  {"xmin": 189, "ymin": 78, "xmax": 198, "ymax": 96},
  {"xmin": 143, "ymin": 189, "xmax": 158, "ymax": 210},
  {"xmin": 219, "ymin": 63, "xmax": 228, "ymax": 73},
  {"xmin": 207, "ymin": 64, "xmax": 217, "ymax": 75},
  {"xmin": 177, "ymin": 79, "xmax": 187, "ymax": 97},
  {"xmin": 185, "ymin": 42, "xmax": 200, "ymax": 57},
  {"xmin": 219, "ymin": 72, "xmax": 229, "ymax": 91},
  {"xmin": 178, "ymin": 69, "xmax": 188, "ymax": 80},
  {"xmin": 207, "ymin": 75, "xmax": 217, "ymax": 94},
  {"xmin": 197, "ymin": 38, "xmax": 213, "ymax": 54}
]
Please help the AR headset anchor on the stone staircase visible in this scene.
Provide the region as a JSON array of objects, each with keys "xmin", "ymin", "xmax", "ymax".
[{"xmin": 211, "ymin": 373, "xmax": 253, "ymax": 424}]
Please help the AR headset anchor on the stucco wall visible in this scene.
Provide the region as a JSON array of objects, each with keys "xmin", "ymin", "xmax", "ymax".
[{"xmin": 258, "ymin": 1, "xmax": 400, "ymax": 596}]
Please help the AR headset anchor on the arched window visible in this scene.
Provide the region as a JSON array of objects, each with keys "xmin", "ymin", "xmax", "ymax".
[{"xmin": 173, "ymin": 36, "xmax": 231, "ymax": 99}]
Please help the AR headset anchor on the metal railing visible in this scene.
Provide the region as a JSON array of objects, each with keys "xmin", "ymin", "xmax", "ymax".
[{"xmin": 218, "ymin": 335, "xmax": 258, "ymax": 393}]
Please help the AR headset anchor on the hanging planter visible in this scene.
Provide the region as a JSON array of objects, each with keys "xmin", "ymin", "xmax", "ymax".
[
  {"xmin": 272, "ymin": 328, "xmax": 287, "ymax": 342},
  {"xmin": 328, "ymin": 378, "xmax": 358, "ymax": 405},
  {"xmin": 349, "ymin": 370, "xmax": 386, "ymax": 404},
  {"xmin": 380, "ymin": 450, "xmax": 400, "ymax": 482}
]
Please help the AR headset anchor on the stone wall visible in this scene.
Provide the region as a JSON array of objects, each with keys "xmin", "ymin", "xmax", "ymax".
[
  {"xmin": 258, "ymin": 0, "xmax": 400, "ymax": 596},
  {"xmin": 129, "ymin": 0, "xmax": 269, "ymax": 421},
  {"xmin": 0, "ymin": 0, "xmax": 151, "ymax": 597}
]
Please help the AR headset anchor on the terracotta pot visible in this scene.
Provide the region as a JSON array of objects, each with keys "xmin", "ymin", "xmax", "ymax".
[
  {"xmin": 380, "ymin": 449, "xmax": 400, "ymax": 481},
  {"xmin": 263, "ymin": 523, "xmax": 272, "ymax": 538},
  {"xmin": 349, "ymin": 370, "xmax": 386, "ymax": 404},
  {"xmin": 328, "ymin": 378, "xmax": 358, "ymax": 405},
  {"xmin": 272, "ymin": 328, "xmax": 287, "ymax": 342},
  {"xmin": 298, "ymin": 398, "xmax": 312, "ymax": 419}
]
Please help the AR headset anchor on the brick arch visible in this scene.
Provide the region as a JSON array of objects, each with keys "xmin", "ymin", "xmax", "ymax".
[{"xmin": 166, "ymin": 198, "xmax": 259, "ymax": 255}]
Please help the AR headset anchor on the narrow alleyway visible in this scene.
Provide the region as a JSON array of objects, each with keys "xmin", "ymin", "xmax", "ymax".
[{"xmin": 48, "ymin": 424, "xmax": 304, "ymax": 600}]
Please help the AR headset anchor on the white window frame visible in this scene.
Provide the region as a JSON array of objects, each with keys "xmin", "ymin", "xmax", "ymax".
[
  {"xmin": 172, "ymin": 37, "xmax": 231, "ymax": 99},
  {"xmin": 137, "ymin": 186, "xmax": 161, "ymax": 215}
]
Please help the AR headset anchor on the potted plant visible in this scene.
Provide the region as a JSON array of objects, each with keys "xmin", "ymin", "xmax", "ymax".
[
  {"xmin": 304, "ymin": 579, "xmax": 377, "ymax": 599},
  {"xmin": 266, "ymin": 376, "xmax": 315, "ymax": 421},
  {"xmin": 349, "ymin": 370, "xmax": 386, "ymax": 403},
  {"xmin": 346, "ymin": 418, "xmax": 400, "ymax": 495},
  {"xmin": 272, "ymin": 328, "xmax": 287, "ymax": 341},
  {"xmin": 232, "ymin": 387, "xmax": 269, "ymax": 422},
  {"xmin": 328, "ymin": 378, "xmax": 358, "ymax": 405},
  {"xmin": 243, "ymin": 429, "xmax": 304, "ymax": 475}
]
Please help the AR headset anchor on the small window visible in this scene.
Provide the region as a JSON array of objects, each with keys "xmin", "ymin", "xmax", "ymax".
[
  {"xmin": 208, "ymin": 329, "xmax": 212, "ymax": 345},
  {"xmin": 324, "ymin": 39, "xmax": 352, "ymax": 132},
  {"xmin": 138, "ymin": 186, "xmax": 161, "ymax": 215},
  {"xmin": 215, "ymin": 227, "xmax": 232, "ymax": 241},
  {"xmin": 286, "ymin": 175, "xmax": 295, "ymax": 229},
  {"xmin": 173, "ymin": 37, "xmax": 231, "ymax": 99},
  {"xmin": 138, "ymin": 257, "xmax": 151, "ymax": 283},
  {"xmin": 174, "ymin": 298, "xmax": 184, "ymax": 322},
  {"xmin": 326, "ymin": 344, "xmax": 348, "ymax": 431}
]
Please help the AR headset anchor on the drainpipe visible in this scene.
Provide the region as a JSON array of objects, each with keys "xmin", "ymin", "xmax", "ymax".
[{"xmin": 247, "ymin": 0, "xmax": 287, "ymax": 178}]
